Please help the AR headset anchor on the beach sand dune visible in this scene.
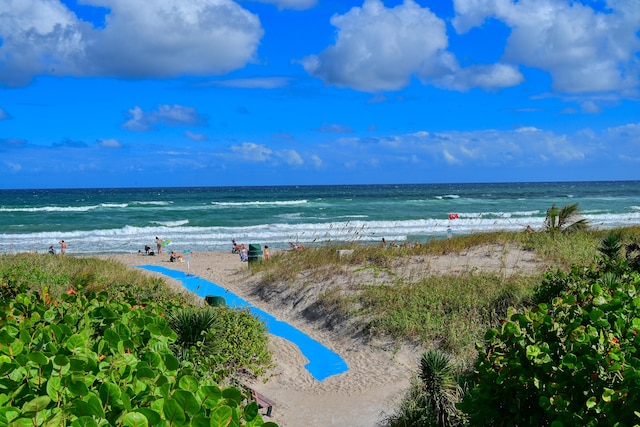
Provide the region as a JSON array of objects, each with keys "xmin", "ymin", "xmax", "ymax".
[{"xmin": 106, "ymin": 246, "xmax": 542, "ymax": 426}]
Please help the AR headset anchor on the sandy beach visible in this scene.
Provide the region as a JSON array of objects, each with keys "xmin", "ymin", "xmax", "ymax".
[{"xmin": 104, "ymin": 246, "xmax": 542, "ymax": 427}]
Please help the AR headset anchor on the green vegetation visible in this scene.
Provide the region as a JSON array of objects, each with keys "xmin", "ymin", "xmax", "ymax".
[
  {"xmin": 460, "ymin": 231, "xmax": 640, "ymax": 426},
  {"xmin": 249, "ymin": 223, "xmax": 640, "ymax": 426},
  {"xmin": 0, "ymin": 253, "xmax": 276, "ymax": 426},
  {"xmin": 542, "ymin": 202, "xmax": 589, "ymax": 234}
]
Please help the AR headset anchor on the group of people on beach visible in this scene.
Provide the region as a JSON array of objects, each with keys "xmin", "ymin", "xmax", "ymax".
[{"xmin": 48, "ymin": 240, "xmax": 66, "ymax": 255}]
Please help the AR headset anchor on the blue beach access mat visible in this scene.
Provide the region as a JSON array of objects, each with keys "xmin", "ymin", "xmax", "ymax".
[{"xmin": 138, "ymin": 265, "xmax": 349, "ymax": 382}]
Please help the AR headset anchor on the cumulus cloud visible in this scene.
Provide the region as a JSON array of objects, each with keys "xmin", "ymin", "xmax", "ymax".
[
  {"xmin": 0, "ymin": 0, "xmax": 263, "ymax": 87},
  {"xmin": 302, "ymin": 0, "xmax": 449, "ymax": 92},
  {"xmin": 123, "ymin": 105, "xmax": 208, "ymax": 132},
  {"xmin": 452, "ymin": 0, "xmax": 640, "ymax": 94},
  {"xmin": 302, "ymin": 0, "xmax": 522, "ymax": 92}
]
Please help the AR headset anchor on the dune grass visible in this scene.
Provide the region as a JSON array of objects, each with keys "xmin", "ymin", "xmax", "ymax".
[
  {"xmin": 250, "ymin": 226, "xmax": 640, "ymax": 366},
  {"xmin": 0, "ymin": 251, "xmax": 195, "ymax": 305}
]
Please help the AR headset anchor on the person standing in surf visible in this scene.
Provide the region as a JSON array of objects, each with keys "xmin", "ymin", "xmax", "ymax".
[{"xmin": 155, "ymin": 236, "xmax": 163, "ymax": 254}]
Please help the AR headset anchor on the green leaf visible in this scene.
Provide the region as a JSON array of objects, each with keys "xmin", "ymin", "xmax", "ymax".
[
  {"xmin": 593, "ymin": 296, "xmax": 608, "ymax": 306},
  {"xmin": 9, "ymin": 340, "xmax": 24, "ymax": 357},
  {"xmin": 197, "ymin": 386, "xmax": 222, "ymax": 409},
  {"xmin": 586, "ymin": 396, "xmax": 597, "ymax": 409},
  {"xmin": 210, "ymin": 406, "xmax": 234, "ymax": 427},
  {"xmin": 122, "ymin": 412, "xmax": 149, "ymax": 427},
  {"xmin": 135, "ymin": 367, "xmax": 156, "ymax": 380},
  {"xmin": 66, "ymin": 334, "xmax": 88, "ymax": 353},
  {"xmin": 46, "ymin": 377, "xmax": 64, "ymax": 401},
  {"xmin": 21, "ymin": 396, "xmax": 51, "ymax": 414},
  {"xmin": 163, "ymin": 354, "xmax": 179, "ymax": 371},
  {"xmin": 162, "ymin": 399, "xmax": 186, "ymax": 424},
  {"xmin": 99, "ymin": 382, "xmax": 121, "ymax": 407},
  {"xmin": 221, "ymin": 387, "xmax": 243, "ymax": 404},
  {"xmin": 26, "ymin": 352, "xmax": 49, "ymax": 366},
  {"xmin": 172, "ymin": 390, "xmax": 200, "ymax": 416},
  {"xmin": 133, "ymin": 409, "xmax": 161, "ymax": 425},
  {"xmin": 243, "ymin": 401, "xmax": 259, "ymax": 421},
  {"xmin": 178, "ymin": 376, "xmax": 199, "ymax": 392},
  {"xmin": 70, "ymin": 416, "xmax": 99, "ymax": 427}
]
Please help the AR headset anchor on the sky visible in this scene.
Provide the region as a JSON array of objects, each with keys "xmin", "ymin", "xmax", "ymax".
[{"xmin": 1, "ymin": 0, "xmax": 639, "ymax": 189}]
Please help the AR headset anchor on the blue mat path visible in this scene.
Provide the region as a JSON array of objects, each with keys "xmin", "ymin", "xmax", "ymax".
[{"xmin": 138, "ymin": 265, "xmax": 349, "ymax": 381}]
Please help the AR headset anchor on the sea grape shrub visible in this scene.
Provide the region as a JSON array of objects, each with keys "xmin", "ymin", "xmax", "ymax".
[
  {"xmin": 0, "ymin": 290, "xmax": 278, "ymax": 427},
  {"xmin": 460, "ymin": 269, "xmax": 640, "ymax": 426}
]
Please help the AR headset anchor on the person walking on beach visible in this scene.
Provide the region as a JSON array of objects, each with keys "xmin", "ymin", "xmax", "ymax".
[
  {"xmin": 59, "ymin": 240, "xmax": 67, "ymax": 255},
  {"xmin": 264, "ymin": 245, "xmax": 270, "ymax": 260},
  {"xmin": 155, "ymin": 237, "xmax": 163, "ymax": 254}
]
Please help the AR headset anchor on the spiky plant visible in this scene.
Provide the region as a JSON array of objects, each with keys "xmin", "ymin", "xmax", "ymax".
[
  {"xmin": 598, "ymin": 231, "xmax": 623, "ymax": 261},
  {"xmin": 543, "ymin": 203, "xmax": 589, "ymax": 234},
  {"xmin": 419, "ymin": 350, "xmax": 463, "ymax": 427},
  {"xmin": 383, "ymin": 350, "xmax": 464, "ymax": 427},
  {"xmin": 168, "ymin": 306, "xmax": 223, "ymax": 360}
]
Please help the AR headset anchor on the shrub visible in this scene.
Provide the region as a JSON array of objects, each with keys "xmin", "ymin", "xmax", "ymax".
[
  {"xmin": 0, "ymin": 289, "xmax": 277, "ymax": 426},
  {"xmin": 459, "ymin": 267, "xmax": 640, "ymax": 426}
]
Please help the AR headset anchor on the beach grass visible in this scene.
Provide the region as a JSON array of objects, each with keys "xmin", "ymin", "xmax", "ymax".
[
  {"xmin": 250, "ymin": 226, "xmax": 640, "ymax": 366},
  {"xmin": 0, "ymin": 251, "xmax": 193, "ymax": 305}
]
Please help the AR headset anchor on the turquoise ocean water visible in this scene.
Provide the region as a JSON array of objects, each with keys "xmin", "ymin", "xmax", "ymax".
[{"xmin": 1, "ymin": 181, "xmax": 639, "ymax": 255}]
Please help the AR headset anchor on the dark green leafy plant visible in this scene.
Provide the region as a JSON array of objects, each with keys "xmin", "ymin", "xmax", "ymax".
[
  {"xmin": 0, "ymin": 288, "xmax": 277, "ymax": 426},
  {"xmin": 460, "ymin": 268, "xmax": 640, "ymax": 426}
]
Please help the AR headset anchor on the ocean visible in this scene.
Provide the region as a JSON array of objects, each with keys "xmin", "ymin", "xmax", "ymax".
[{"xmin": 1, "ymin": 181, "xmax": 639, "ymax": 256}]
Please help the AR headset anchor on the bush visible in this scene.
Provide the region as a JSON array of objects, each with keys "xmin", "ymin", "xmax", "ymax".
[
  {"xmin": 460, "ymin": 267, "xmax": 640, "ymax": 426},
  {"xmin": 0, "ymin": 289, "xmax": 278, "ymax": 426}
]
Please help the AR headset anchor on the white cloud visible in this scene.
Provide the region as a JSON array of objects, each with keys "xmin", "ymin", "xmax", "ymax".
[
  {"xmin": 0, "ymin": 0, "xmax": 263, "ymax": 86},
  {"xmin": 302, "ymin": 0, "xmax": 449, "ymax": 92},
  {"xmin": 98, "ymin": 138, "xmax": 122, "ymax": 148},
  {"xmin": 310, "ymin": 154, "xmax": 323, "ymax": 168},
  {"xmin": 123, "ymin": 105, "xmax": 207, "ymax": 132},
  {"xmin": 452, "ymin": 0, "xmax": 640, "ymax": 94},
  {"xmin": 230, "ymin": 142, "xmax": 272, "ymax": 161},
  {"xmin": 303, "ymin": 0, "xmax": 522, "ymax": 92},
  {"xmin": 276, "ymin": 149, "xmax": 304, "ymax": 165}
]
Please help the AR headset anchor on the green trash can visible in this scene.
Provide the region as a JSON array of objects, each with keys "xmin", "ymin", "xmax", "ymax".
[
  {"xmin": 248, "ymin": 243, "xmax": 263, "ymax": 263},
  {"xmin": 205, "ymin": 295, "xmax": 226, "ymax": 307}
]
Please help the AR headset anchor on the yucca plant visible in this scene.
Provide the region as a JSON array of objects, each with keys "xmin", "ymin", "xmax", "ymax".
[
  {"xmin": 543, "ymin": 203, "xmax": 589, "ymax": 234},
  {"xmin": 598, "ymin": 231, "xmax": 623, "ymax": 261},
  {"xmin": 383, "ymin": 350, "xmax": 464, "ymax": 427},
  {"xmin": 168, "ymin": 306, "xmax": 223, "ymax": 360}
]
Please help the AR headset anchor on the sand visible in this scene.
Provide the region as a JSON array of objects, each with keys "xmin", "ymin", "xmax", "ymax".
[{"xmin": 104, "ymin": 245, "xmax": 543, "ymax": 427}]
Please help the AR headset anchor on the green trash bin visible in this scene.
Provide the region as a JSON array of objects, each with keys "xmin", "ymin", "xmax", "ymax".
[
  {"xmin": 248, "ymin": 244, "xmax": 263, "ymax": 263},
  {"xmin": 205, "ymin": 295, "xmax": 226, "ymax": 307}
]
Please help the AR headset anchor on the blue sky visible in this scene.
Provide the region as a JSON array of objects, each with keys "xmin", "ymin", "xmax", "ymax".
[{"xmin": 1, "ymin": 0, "xmax": 639, "ymax": 189}]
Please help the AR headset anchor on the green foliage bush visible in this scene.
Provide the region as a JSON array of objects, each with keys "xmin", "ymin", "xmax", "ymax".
[
  {"xmin": 460, "ymin": 267, "xmax": 640, "ymax": 426},
  {"xmin": 0, "ymin": 254, "xmax": 277, "ymax": 426},
  {"xmin": 0, "ymin": 288, "xmax": 277, "ymax": 426}
]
